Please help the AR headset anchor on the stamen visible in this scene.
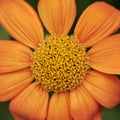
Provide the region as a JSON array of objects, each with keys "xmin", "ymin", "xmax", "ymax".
[{"xmin": 31, "ymin": 35, "xmax": 90, "ymax": 92}]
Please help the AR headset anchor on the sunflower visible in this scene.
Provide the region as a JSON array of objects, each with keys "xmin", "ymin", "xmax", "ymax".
[{"xmin": 0, "ymin": 0, "xmax": 120, "ymax": 120}]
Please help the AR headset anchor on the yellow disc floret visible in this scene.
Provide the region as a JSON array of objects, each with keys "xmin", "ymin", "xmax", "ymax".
[{"xmin": 31, "ymin": 35, "xmax": 89, "ymax": 92}]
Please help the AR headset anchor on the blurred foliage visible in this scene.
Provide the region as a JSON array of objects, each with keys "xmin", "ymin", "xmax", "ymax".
[
  {"xmin": 102, "ymin": 105, "xmax": 120, "ymax": 120},
  {"xmin": 0, "ymin": 102, "xmax": 13, "ymax": 120},
  {"xmin": 0, "ymin": 0, "xmax": 120, "ymax": 120},
  {"xmin": 0, "ymin": 26, "xmax": 11, "ymax": 40}
]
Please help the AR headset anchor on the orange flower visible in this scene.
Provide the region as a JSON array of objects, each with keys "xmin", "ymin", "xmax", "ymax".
[
  {"xmin": 0, "ymin": 0, "xmax": 120, "ymax": 120},
  {"xmin": 92, "ymin": 110, "xmax": 102, "ymax": 120}
]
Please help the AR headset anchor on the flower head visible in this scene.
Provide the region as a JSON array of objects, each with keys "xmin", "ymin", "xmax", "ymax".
[{"xmin": 0, "ymin": 0, "xmax": 120, "ymax": 120}]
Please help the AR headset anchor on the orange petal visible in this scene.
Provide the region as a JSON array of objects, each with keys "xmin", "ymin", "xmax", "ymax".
[
  {"xmin": 70, "ymin": 85, "xmax": 99, "ymax": 120},
  {"xmin": 10, "ymin": 83, "xmax": 48, "ymax": 120},
  {"xmin": 74, "ymin": 2, "xmax": 120, "ymax": 47},
  {"xmin": 0, "ymin": 0, "xmax": 43, "ymax": 49},
  {"xmin": 47, "ymin": 92, "xmax": 72, "ymax": 120},
  {"xmin": 83, "ymin": 70, "xmax": 120, "ymax": 108},
  {"xmin": 87, "ymin": 34, "xmax": 120, "ymax": 74},
  {"xmin": 0, "ymin": 40, "xmax": 32, "ymax": 73},
  {"xmin": 12, "ymin": 116, "xmax": 25, "ymax": 120},
  {"xmin": 92, "ymin": 110, "xmax": 102, "ymax": 120},
  {"xmin": 0, "ymin": 68, "xmax": 33, "ymax": 102},
  {"xmin": 38, "ymin": 0, "xmax": 76, "ymax": 35}
]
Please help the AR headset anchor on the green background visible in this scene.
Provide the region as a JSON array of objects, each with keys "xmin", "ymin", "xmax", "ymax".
[{"xmin": 0, "ymin": 0, "xmax": 120, "ymax": 120}]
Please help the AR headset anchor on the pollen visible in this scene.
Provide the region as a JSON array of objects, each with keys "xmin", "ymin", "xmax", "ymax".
[{"xmin": 31, "ymin": 35, "xmax": 90, "ymax": 92}]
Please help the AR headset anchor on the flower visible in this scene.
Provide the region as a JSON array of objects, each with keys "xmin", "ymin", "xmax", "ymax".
[
  {"xmin": 92, "ymin": 110, "xmax": 102, "ymax": 120},
  {"xmin": 0, "ymin": 0, "xmax": 120, "ymax": 120}
]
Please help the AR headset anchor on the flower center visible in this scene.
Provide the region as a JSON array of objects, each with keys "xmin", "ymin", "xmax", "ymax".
[{"xmin": 31, "ymin": 35, "xmax": 89, "ymax": 92}]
